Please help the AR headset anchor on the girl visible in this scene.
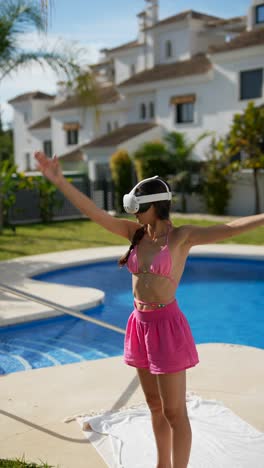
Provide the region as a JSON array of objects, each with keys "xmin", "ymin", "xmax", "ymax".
[{"xmin": 34, "ymin": 151, "xmax": 263, "ymax": 468}]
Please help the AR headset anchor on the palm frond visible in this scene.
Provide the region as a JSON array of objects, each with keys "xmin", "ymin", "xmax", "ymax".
[
  {"xmin": 0, "ymin": 48, "xmax": 78, "ymax": 82},
  {"xmin": 0, "ymin": 0, "xmax": 45, "ymax": 34}
]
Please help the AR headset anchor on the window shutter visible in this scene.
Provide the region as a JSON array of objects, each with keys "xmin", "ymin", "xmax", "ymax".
[
  {"xmin": 63, "ymin": 122, "xmax": 81, "ymax": 131},
  {"xmin": 170, "ymin": 94, "xmax": 196, "ymax": 105}
]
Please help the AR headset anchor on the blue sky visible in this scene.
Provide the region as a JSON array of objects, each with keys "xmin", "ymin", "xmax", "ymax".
[
  {"xmin": 1, "ymin": 0, "xmax": 250, "ymax": 126},
  {"xmin": 48, "ymin": 0, "xmax": 250, "ymax": 46}
]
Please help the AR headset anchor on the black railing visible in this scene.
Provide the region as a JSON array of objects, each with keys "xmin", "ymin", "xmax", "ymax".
[{"xmin": 8, "ymin": 175, "xmax": 115, "ymax": 225}]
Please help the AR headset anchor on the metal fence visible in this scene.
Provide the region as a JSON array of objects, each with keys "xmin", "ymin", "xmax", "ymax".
[{"xmin": 8, "ymin": 174, "xmax": 115, "ymax": 226}]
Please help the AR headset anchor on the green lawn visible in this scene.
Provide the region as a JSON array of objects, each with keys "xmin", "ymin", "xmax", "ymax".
[
  {"xmin": 0, "ymin": 459, "xmax": 55, "ymax": 468},
  {"xmin": 0, "ymin": 217, "xmax": 263, "ymax": 261}
]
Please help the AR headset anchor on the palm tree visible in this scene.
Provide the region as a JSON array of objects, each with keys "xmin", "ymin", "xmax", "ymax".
[
  {"xmin": 0, "ymin": 1, "xmax": 102, "ymax": 234},
  {"xmin": 228, "ymin": 102, "xmax": 264, "ymax": 214},
  {"xmin": 0, "ymin": 0, "xmax": 80, "ymax": 83},
  {"xmin": 165, "ymin": 131, "xmax": 210, "ymax": 212}
]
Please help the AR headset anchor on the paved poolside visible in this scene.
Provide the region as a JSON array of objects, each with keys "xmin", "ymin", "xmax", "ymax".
[{"xmin": 0, "ymin": 244, "xmax": 264, "ymax": 467}]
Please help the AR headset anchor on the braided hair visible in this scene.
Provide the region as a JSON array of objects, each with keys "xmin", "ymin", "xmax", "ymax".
[{"xmin": 118, "ymin": 225, "xmax": 146, "ymax": 267}]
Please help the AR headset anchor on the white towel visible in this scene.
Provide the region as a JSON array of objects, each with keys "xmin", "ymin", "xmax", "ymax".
[{"xmin": 77, "ymin": 394, "xmax": 264, "ymax": 468}]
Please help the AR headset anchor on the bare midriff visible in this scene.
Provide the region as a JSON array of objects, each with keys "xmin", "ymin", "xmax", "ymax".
[{"xmin": 132, "ymin": 273, "xmax": 178, "ymax": 311}]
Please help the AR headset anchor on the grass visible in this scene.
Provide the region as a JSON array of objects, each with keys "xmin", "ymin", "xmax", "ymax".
[
  {"xmin": 0, "ymin": 217, "xmax": 263, "ymax": 261},
  {"xmin": 0, "ymin": 458, "xmax": 57, "ymax": 467}
]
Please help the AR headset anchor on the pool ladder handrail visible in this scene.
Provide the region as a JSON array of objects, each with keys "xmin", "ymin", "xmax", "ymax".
[{"xmin": 0, "ymin": 282, "xmax": 126, "ymax": 335}]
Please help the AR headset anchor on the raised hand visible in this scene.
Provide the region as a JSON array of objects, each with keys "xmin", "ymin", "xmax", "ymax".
[{"xmin": 34, "ymin": 151, "xmax": 64, "ymax": 185}]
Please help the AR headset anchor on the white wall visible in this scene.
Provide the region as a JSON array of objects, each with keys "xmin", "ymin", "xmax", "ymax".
[
  {"xmin": 51, "ymin": 108, "xmax": 95, "ymax": 156},
  {"xmin": 190, "ymin": 24, "xmax": 227, "ymax": 56},
  {"xmin": 100, "ymin": 109, "xmax": 128, "ymax": 135},
  {"xmin": 82, "ymin": 147, "xmax": 115, "ymax": 181},
  {"xmin": 228, "ymin": 170, "xmax": 264, "ymax": 215},
  {"xmin": 154, "ymin": 47, "xmax": 264, "ymax": 160},
  {"xmin": 31, "ymin": 100, "xmax": 52, "ymax": 122},
  {"xmin": 156, "ymin": 25, "xmax": 191, "ymax": 64},
  {"xmin": 113, "ymin": 47, "xmax": 145, "ymax": 84},
  {"xmin": 12, "ymin": 102, "xmax": 45, "ymax": 171},
  {"xmin": 173, "ymin": 171, "xmax": 264, "ymax": 216},
  {"xmin": 145, "ymin": 31, "xmax": 155, "ymax": 69},
  {"xmin": 126, "ymin": 92, "xmax": 156, "ymax": 123}
]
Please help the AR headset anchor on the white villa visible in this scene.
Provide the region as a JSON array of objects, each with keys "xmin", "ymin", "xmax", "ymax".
[{"xmin": 9, "ymin": 0, "xmax": 264, "ymax": 215}]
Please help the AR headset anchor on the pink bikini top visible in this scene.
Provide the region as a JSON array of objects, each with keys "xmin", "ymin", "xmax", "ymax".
[{"xmin": 127, "ymin": 227, "xmax": 177, "ymax": 285}]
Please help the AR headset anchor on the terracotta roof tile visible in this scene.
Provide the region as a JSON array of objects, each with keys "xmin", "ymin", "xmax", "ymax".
[
  {"xmin": 206, "ymin": 16, "xmax": 246, "ymax": 28},
  {"xmin": 49, "ymin": 85, "xmax": 120, "ymax": 111},
  {"xmin": 145, "ymin": 10, "xmax": 223, "ymax": 30},
  {"xmin": 209, "ymin": 27, "xmax": 264, "ymax": 53},
  {"xmin": 59, "ymin": 148, "xmax": 84, "ymax": 162},
  {"xmin": 28, "ymin": 116, "xmax": 51, "ymax": 130},
  {"xmin": 101, "ymin": 40, "xmax": 142, "ymax": 54},
  {"xmin": 119, "ymin": 54, "xmax": 212, "ymax": 87},
  {"xmin": 82, "ymin": 123, "xmax": 158, "ymax": 148},
  {"xmin": 8, "ymin": 91, "xmax": 54, "ymax": 104}
]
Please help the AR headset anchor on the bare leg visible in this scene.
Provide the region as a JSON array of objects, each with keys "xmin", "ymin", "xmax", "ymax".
[
  {"xmin": 157, "ymin": 371, "xmax": 191, "ymax": 468},
  {"xmin": 137, "ymin": 368, "xmax": 172, "ymax": 468}
]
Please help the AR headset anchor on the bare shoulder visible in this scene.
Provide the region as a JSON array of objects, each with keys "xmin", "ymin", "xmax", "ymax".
[
  {"xmin": 169, "ymin": 224, "xmax": 194, "ymax": 247},
  {"xmin": 123, "ymin": 218, "xmax": 142, "ymax": 242}
]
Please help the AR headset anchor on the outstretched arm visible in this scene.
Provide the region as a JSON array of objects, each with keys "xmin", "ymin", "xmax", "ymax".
[
  {"xmin": 34, "ymin": 152, "xmax": 138, "ymax": 240},
  {"xmin": 180, "ymin": 214, "xmax": 264, "ymax": 246}
]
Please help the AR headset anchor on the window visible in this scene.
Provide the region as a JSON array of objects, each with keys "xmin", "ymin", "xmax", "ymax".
[
  {"xmin": 130, "ymin": 64, "xmax": 136, "ymax": 76},
  {"xmin": 240, "ymin": 69, "xmax": 263, "ymax": 100},
  {"xmin": 66, "ymin": 129, "xmax": 78, "ymax": 145},
  {"xmin": 149, "ymin": 102, "xmax": 155, "ymax": 119},
  {"xmin": 165, "ymin": 40, "xmax": 173, "ymax": 58},
  {"xmin": 43, "ymin": 140, "xmax": 52, "ymax": 158},
  {"xmin": 175, "ymin": 102, "xmax": 194, "ymax": 124},
  {"xmin": 256, "ymin": 4, "xmax": 264, "ymax": 24},
  {"xmin": 96, "ymin": 163, "xmax": 111, "ymax": 181},
  {"xmin": 25, "ymin": 153, "xmax": 31, "ymax": 171},
  {"xmin": 107, "ymin": 122, "xmax": 112, "ymax": 133},
  {"xmin": 140, "ymin": 103, "xmax": 147, "ymax": 120}
]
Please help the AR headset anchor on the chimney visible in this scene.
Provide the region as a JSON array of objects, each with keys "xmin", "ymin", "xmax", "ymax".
[
  {"xmin": 137, "ymin": 11, "xmax": 147, "ymax": 43},
  {"xmin": 145, "ymin": 0, "xmax": 159, "ymax": 28}
]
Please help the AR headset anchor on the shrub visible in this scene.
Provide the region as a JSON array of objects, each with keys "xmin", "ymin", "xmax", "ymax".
[
  {"xmin": 201, "ymin": 138, "xmax": 232, "ymax": 215},
  {"xmin": 110, "ymin": 149, "xmax": 132, "ymax": 212},
  {"xmin": 133, "ymin": 141, "xmax": 173, "ymax": 180},
  {"xmin": 34, "ymin": 176, "xmax": 63, "ymax": 223}
]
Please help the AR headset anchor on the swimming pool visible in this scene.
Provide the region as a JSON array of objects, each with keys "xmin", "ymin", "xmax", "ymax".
[{"xmin": 0, "ymin": 257, "xmax": 263, "ymax": 375}]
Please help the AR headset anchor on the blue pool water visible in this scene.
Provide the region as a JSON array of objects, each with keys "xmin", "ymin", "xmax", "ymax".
[{"xmin": 0, "ymin": 257, "xmax": 263, "ymax": 375}]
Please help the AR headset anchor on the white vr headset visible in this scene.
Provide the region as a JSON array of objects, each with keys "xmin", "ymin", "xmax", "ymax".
[{"xmin": 123, "ymin": 176, "xmax": 172, "ymax": 214}]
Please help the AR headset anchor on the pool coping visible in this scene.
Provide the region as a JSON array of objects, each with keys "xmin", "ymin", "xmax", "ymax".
[
  {"xmin": 0, "ymin": 243, "xmax": 263, "ymax": 327},
  {"xmin": 0, "ymin": 244, "xmax": 264, "ymax": 467}
]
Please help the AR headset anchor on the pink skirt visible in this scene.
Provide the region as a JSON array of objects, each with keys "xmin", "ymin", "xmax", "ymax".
[{"xmin": 124, "ymin": 299, "xmax": 199, "ymax": 374}]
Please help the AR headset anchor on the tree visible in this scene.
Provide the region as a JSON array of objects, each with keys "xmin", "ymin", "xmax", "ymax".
[
  {"xmin": 228, "ymin": 102, "xmax": 264, "ymax": 214},
  {"xmin": 0, "ymin": 0, "xmax": 79, "ymax": 83},
  {"xmin": 35, "ymin": 175, "xmax": 62, "ymax": 223},
  {"xmin": 0, "ymin": 111, "xmax": 14, "ymax": 164},
  {"xmin": 110, "ymin": 149, "xmax": 133, "ymax": 213},
  {"xmin": 133, "ymin": 141, "xmax": 173, "ymax": 180},
  {"xmin": 0, "ymin": 111, "xmax": 14, "ymax": 230},
  {"xmin": 0, "ymin": 161, "xmax": 34, "ymax": 232},
  {"xmin": 201, "ymin": 137, "xmax": 233, "ymax": 215},
  {"xmin": 0, "ymin": 1, "xmax": 100, "ymax": 233},
  {"xmin": 165, "ymin": 131, "xmax": 210, "ymax": 212}
]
